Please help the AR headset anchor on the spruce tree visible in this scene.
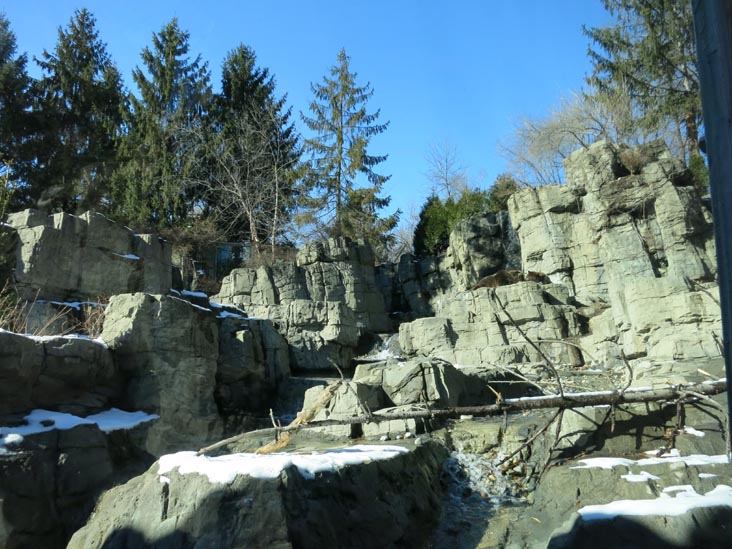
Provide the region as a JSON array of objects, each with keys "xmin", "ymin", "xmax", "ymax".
[
  {"xmin": 584, "ymin": 0, "xmax": 701, "ymax": 158},
  {"xmin": 300, "ymin": 48, "xmax": 398, "ymax": 255},
  {"xmin": 32, "ymin": 8, "xmax": 125, "ymax": 211},
  {"xmin": 0, "ymin": 14, "xmax": 31, "ymax": 209},
  {"xmin": 113, "ymin": 18, "xmax": 211, "ymax": 228},
  {"xmin": 205, "ymin": 45, "xmax": 300, "ymax": 249}
]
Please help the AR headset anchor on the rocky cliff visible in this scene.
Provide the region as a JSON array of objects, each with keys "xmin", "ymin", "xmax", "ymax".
[{"xmin": 0, "ymin": 140, "xmax": 729, "ymax": 548}]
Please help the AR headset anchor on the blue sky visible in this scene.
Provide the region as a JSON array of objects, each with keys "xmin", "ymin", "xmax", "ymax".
[{"xmin": 2, "ymin": 0, "xmax": 610, "ymax": 224}]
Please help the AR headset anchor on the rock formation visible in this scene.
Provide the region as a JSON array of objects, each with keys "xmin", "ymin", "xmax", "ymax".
[{"xmin": 0, "ymin": 140, "xmax": 728, "ymax": 548}]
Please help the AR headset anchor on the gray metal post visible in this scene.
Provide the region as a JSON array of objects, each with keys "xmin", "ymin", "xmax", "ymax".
[{"xmin": 692, "ymin": 0, "xmax": 732, "ymax": 462}]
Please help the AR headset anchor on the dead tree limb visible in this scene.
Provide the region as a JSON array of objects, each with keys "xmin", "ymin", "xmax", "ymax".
[{"xmin": 197, "ymin": 380, "xmax": 727, "ymax": 455}]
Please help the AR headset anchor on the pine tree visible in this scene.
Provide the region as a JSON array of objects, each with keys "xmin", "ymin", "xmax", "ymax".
[
  {"xmin": 300, "ymin": 48, "xmax": 398, "ymax": 255},
  {"xmin": 112, "ymin": 18, "xmax": 211, "ymax": 228},
  {"xmin": 584, "ymin": 0, "xmax": 701, "ymax": 159},
  {"xmin": 30, "ymin": 8, "xmax": 125, "ymax": 211},
  {"xmin": 204, "ymin": 45, "xmax": 300, "ymax": 251},
  {"xmin": 0, "ymin": 14, "xmax": 31, "ymax": 209}
]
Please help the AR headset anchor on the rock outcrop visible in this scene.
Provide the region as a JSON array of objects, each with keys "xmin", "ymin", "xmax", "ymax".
[
  {"xmin": 215, "ymin": 238, "xmax": 389, "ymax": 371},
  {"xmin": 508, "ymin": 141, "xmax": 720, "ymax": 364},
  {"xmin": 5, "ymin": 210, "xmax": 172, "ymax": 301},
  {"xmin": 68, "ymin": 441, "xmax": 447, "ymax": 549},
  {"xmin": 398, "ymin": 281, "xmax": 583, "ymax": 367},
  {"xmin": 375, "ymin": 211, "xmax": 520, "ymax": 319}
]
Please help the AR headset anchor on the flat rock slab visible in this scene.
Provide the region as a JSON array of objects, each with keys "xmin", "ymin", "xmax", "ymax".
[{"xmin": 68, "ymin": 441, "xmax": 448, "ymax": 549}]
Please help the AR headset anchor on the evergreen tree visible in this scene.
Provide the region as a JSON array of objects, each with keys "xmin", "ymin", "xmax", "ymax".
[
  {"xmin": 112, "ymin": 18, "xmax": 211, "ymax": 228},
  {"xmin": 30, "ymin": 8, "xmax": 125, "ymax": 210},
  {"xmin": 486, "ymin": 174, "xmax": 519, "ymax": 213},
  {"xmin": 300, "ymin": 48, "xmax": 398, "ymax": 255},
  {"xmin": 205, "ymin": 45, "xmax": 300, "ymax": 251},
  {"xmin": 584, "ymin": 0, "xmax": 701, "ymax": 159},
  {"xmin": 0, "ymin": 14, "xmax": 31, "ymax": 208}
]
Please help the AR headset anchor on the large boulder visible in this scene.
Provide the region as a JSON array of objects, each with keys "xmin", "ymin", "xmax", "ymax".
[
  {"xmin": 101, "ymin": 293, "xmax": 223, "ymax": 455},
  {"xmin": 0, "ymin": 331, "xmax": 118, "ymax": 417},
  {"xmin": 68, "ymin": 441, "xmax": 448, "ymax": 549},
  {"xmin": 6, "ymin": 209, "xmax": 172, "ymax": 301}
]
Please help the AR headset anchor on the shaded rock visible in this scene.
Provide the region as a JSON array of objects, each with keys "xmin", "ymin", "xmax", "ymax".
[
  {"xmin": 101, "ymin": 293, "xmax": 222, "ymax": 456},
  {"xmin": 215, "ymin": 317, "xmax": 290, "ymax": 416},
  {"xmin": 0, "ymin": 425, "xmax": 117, "ymax": 549},
  {"xmin": 0, "ymin": 331, "xmax": 117, "ymax": 417},
  {"xmin": 68, "ymin": 441, "xmax": 448, "ymax": 549}
]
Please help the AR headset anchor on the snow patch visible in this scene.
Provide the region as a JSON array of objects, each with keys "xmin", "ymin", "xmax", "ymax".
[
  {"xmin": 682, "ymin": 426, "xmax": 705, "ymax": 437},
  {"xmin": 157, "ymin": 444, "xmax": 410, "ymax": 484},
  {"xmin": 0, "ymin": 408, "xmax": 159, "ymax": 454},
  {"xmin": 217, "ymin": 311, "xmax": 247, "ymax": 320},
  {"xmin": 572, "ymin": 452, "xmax": 727, "ymax": 470},
  {"xmin": 112, "ymin": 253, "xmax": 141, "ymax": 260},
  {"xmin": 182, "ymin": 290, "xmax": 208, "ymax": 298},
  {"xmin": 578, "ymin": 485, "xmax": 732, "ymax": 520},
  {"xmin": 621, "ymin": 471, "xmax": 660, "ymax": 483}
]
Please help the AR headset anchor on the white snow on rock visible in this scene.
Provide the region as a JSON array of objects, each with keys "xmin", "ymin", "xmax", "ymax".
[
  {"xmin": 157, "ymin": 444, "xmax": 410, "ymax": 484},
  {"xmin": 578, "ymin": 485, "xmax": 732, "ymax": 520},
  {"xmin": 0, "ymin": 408, "xmax": 159, "ymax": 454},
  {"xmin": 112, "ymin": 252, "xmax": 141, "ymax": 260},
  {"xmin": 182, "ymin": 290, "xmax": 208, "ymax": 298},
  {"xmin": 682, "ymin": 426, "xmax": 705, "ymax": 437},
  {"xmin": 0, "ymin": 328, "xmax": 109, "ymax": 348},
  {"xmin": 621, "ymin": 471, "xmax": 660, "ymax": 483},
  {"xmin": 572, "ymin": 452, "xmax": 728, "ymax": 470}
]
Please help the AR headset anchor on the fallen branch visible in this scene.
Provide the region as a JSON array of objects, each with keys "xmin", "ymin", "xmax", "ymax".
[{"xmin": 197, "ymin": 379, "xmax": 728, "ymax": 455}]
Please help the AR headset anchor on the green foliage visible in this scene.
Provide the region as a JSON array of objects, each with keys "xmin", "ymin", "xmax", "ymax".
[
  {"xmin": 111, "ymin": 18, "xmax": 212, "ymax": 229},
  {"xmin": 486, "ymin": 174, "xmax": 519, "ymax": 213},
  {"xmin": 413, "ymin": 189, "xmax": 491, "ymax": 256},
  {"xmin": 584, "ymin": 0, "xmax": 701, "ymax": 158},
  {"xmin": 204, "ymin": 45, "xmax": 301, "ymax": 247},
  {"xmin": 689, "ymin": 154, "xmax": 709, "ymax": 193},
  {"xmin": 0, "ymin": 14, "xmax": 31, "ymax": 205},
  {"xmin": 300, "ymin": 48, "xmax": 398, "ymax": 256},
  {"xmin": 29, "ymin": 8, "xmax": 126, "ymax": 211}
]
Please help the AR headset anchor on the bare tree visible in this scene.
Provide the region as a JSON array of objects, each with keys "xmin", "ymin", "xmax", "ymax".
[
  {"xmin": 184, "ymin": 105, "xmax": 299, "ymax": 259},
  {"xmin": 424, "ymin": 139, "xmax": 468, "ymax": 200},
  {"xmin": 501, "ymin": 86, "xmax": 685, "ymax": 186}
]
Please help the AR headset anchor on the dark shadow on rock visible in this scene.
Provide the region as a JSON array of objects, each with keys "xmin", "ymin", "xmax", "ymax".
[{"xmin": 548, "ymin": 507, "xmax": 732, "ymax": 549}]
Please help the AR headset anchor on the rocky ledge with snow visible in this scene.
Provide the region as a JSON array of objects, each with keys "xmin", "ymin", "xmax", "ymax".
[{"xmin": 0, "ymin": 140, "xmax": 730, "ymax": 548}]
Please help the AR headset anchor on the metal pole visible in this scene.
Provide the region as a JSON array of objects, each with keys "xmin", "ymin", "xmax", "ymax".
[{"xmin": 692, "ymin": 0, "xmax": 732, "ymax": 462}]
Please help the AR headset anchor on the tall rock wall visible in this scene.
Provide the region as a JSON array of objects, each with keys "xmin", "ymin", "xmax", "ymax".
[
  {"xmin": 508, "ymin": 141, "xmax": 720, "ymax": 363},
  {"xmin": 5, "ymin": 210, "xmax": 172, "ymax": 301},
  {"xmin": 376, "ymin": 211, "xmax": 520, "ymax": 319},
  {"xmin": 215, "ymin": 238, "xmax": 389, "ymax": 371}
]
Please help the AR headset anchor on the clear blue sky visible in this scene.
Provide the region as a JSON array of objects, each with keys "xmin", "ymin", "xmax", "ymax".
[{"xmin": 2, "ymin": 0, "xmax": 610, "ymax": 224}]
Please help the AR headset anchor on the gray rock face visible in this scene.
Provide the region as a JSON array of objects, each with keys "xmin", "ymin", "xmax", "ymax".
[
  {"xmin": 101, "ymin": 293, "xmax": 223, "ymax": 456},
  {"xmin": 508, "ymin": 141, "xmax": 720, "ymax": 363},
  {"xmin": 0, "ymin": 425, "xmax": 117, "ymax": 549},
  {"xmin": 376, "ymin": 211, "xmax": 521, "ymax": 318},
  {"xmin": 216, "ymin": 317, "xmax": 290, "ymax": 415},
  {"xmin": 215, "ymin": 238, "xmax": 389, "ymax": 371},
  {"xmin": 67, "ymin": 441, "xmax": 447, "ymax": 549},
  {"xmin": 398, "ymin": 281, "xmax": 583, "ymax": 367},
  {"xmin": 0, "ymin": 331, "xmax": 118, "ymax": 416},
  {"xmin": 6, "ymin": 209, "xmax": 171, "ymax": 301}
]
